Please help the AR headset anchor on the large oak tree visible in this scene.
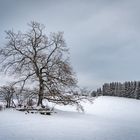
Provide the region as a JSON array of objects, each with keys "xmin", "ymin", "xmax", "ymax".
[{"xmin": 0, "ymin": 22, "xmax": 83, "ymax": 108}]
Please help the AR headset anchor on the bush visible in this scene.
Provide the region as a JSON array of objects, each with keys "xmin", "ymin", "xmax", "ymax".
[{"xmin": 27, "ymin": 99, "xmax": 36, "ymax": 107}]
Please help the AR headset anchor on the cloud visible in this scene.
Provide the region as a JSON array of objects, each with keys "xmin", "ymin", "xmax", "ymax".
[{"xmin": 0, "ymin": 0, "xmax": 140, "ymax": 89}]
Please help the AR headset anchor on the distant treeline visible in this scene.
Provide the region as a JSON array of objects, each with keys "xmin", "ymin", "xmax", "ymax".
[{"xmin": 91, "ymin": 81, "xmax": 140, "ymax": 99}]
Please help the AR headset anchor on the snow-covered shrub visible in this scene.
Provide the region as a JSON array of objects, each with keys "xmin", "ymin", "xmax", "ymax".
[{"xmin": 26, "ymin": 99, "xmax": 36, "ymax": 107}]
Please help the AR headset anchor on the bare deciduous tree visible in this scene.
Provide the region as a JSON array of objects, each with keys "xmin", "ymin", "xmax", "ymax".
[
  {"xmin": 0, "ymin": 21, "xmax": 85, "ymax": 108},
  {"xmin": 0, "ymin": 84, "xmax": 15, "ymax": 108}
]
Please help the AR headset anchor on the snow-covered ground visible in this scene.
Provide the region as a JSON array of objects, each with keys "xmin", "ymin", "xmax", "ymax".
[{"xmin": 0, "ymin": 96, "xmax": 140, "ymax": 140}]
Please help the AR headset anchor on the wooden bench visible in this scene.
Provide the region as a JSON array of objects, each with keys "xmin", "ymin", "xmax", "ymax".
[
  {"xmin": 38, "ymin": 110, "xmax": 53, "ymax": 115},
  {"xmin": 17, "ymin": 108, "xmax": 53, "ymax": 115}
]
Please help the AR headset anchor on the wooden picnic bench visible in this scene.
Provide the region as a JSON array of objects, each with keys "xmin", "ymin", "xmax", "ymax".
[
  {"xmin": 16, "ymin": 108, "xmax": 53, "ymax": 115},
  {"xmin": 39, "ymin": 110, "xmax": 53, "ymax": 115}
]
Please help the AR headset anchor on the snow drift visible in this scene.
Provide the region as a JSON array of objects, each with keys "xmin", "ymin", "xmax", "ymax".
[{"xmin": 0, "ymin": 96, "xmax": 140, "ymax": 140}]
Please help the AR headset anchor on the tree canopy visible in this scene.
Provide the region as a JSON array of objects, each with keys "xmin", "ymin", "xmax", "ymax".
[{"xmin": 0, "ymin": 21, "xmax": 86, "ymax": 109}]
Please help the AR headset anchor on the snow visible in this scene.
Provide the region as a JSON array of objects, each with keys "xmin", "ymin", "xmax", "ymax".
[{"xmin": 0, "ymin": 96, "xmax": 140, "ymax": 140}]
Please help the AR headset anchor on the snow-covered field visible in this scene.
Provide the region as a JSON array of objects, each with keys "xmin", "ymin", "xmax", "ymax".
[{"xmin": 0, "ymin": 96, "xmax": 140, "ymax": 140}]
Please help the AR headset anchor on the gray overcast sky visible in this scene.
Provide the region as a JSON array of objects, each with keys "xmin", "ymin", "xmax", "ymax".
[{"xmin": 0, "ymin": 0, "xmax": 140, "ymax": 90}]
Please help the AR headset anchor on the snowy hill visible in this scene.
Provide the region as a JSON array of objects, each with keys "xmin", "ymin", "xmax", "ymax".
[{"xmin": 0, "ymin": 96, "xmax": 140, "ymax": 140}]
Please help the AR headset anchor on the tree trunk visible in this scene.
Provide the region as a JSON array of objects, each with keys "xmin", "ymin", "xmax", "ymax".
[
  {"xmin": 37, "ymin": 77, "xmax": 44, "ymax": 106},
  {"xmin": 6, "ymin": 99, "xmax": 11, "ymax": 108},
  {"xmin": 37, "ymin": 93, "xmax": 43, "ymax": 106},
  {"xmin": 6, "ymin": 101, "xmax": 8, "ymax": 108}
]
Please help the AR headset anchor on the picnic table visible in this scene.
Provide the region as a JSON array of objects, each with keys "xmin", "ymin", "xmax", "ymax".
[{"xmin": 17, "ymin": 108, "xmax": 53, "ymax": 115}]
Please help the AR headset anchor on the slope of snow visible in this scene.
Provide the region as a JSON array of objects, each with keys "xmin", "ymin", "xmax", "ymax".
[{"xmin": 0, "ymin": 96, "xmax": 140, "ymax": 140}]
